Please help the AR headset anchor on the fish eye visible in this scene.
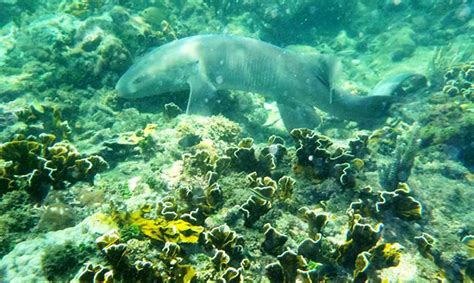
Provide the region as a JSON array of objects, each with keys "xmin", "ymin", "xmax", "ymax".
[{"xmin": 133, "ymin": 75, "xmax": 147, "ymax": 85}]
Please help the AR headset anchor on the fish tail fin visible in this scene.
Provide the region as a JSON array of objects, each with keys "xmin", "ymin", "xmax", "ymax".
[
  {"xmin": 361, "ymin": 72, "xmax": 427, "ymax": 117},
  {"xmin": 365, "ymin": 95, "xmax": 402, "ymax": 115},
  {"xmin": 369, "ymin": 72, "xmax": 427, "ymax": 97}
]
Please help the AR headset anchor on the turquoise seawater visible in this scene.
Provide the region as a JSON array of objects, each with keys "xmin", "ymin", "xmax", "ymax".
[{"xmin": 0, "ymin": 1, "xmax": 473, "ymax": 282}]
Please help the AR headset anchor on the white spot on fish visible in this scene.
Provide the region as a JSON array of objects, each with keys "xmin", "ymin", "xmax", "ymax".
[
  {"xmin": 180, "ymin": 41, "xmax": 199, "ymax": 58},
  {"xmin": 216, "ymin": 75, "xmax": 224, "ymax": 84},
  {"xmin": 220, "ymin": 60, "xmax": 224, "ymax": 65}
]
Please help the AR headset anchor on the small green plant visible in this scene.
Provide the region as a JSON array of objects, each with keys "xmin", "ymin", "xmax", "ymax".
[{"xmin": 119, "ymin": 223, "xmax": 143, "ymax": 242}]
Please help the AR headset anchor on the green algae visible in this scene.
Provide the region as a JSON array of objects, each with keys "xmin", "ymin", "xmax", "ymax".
[
  {"xmin": 0, "ymin": 190, "xmax": 39, "ymax": 257},
  {"xmin": 41, "ymin": 241, "xmax": 94, "ymax": 281}
]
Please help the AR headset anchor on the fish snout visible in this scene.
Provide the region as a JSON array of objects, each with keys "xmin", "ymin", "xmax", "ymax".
[{"xmin": 115, "ymin": 76, "xmax": 135, "ymax": 98}]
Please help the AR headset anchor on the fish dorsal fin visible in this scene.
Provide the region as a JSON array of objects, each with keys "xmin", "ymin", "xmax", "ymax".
[
  {"xmin": 314, "ymin": 55, "xmax": 341, "ymax": 89},
  {"xmin": 311, "ymin": 55, "xmax": 341, "ymax": 104}
]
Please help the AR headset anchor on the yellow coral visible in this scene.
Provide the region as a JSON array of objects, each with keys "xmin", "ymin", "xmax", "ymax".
[
  {"xmin": 120, "ymin": 123, "xmax": 158, "ymax": 145},
  {"xmin": 353, "ymin": 251, "xmax": 371, "ymax": 280},
  {"xmin": 351, "ymin": 158, "xmax": 365, "ymax": 170},
  {"xmin": 129, "ymin": 210, "xmax": 204, "ymax": 243},
  {"xmin": 462, "ymin": 235, "xmax": 474, "ymax": 257},
  {"xmin": 61, "ymin": 0, "xmax": 104, "ymax": 18}
]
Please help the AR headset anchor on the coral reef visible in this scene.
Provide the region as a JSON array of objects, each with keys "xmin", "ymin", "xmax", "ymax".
[
  {"xmin": 262, "ymin": 223, "xmax": 288, "ymax": 256},
  {"xmin": 41, "ymin": 241, "xmax": 92, "ymax": 281},
  {"xmin": 205, "ymin": 224, "xmax": 244, "ymax": 260},
  {"xmin": 239, "ymin": 173, "xmax": 278, "ymax": 227},
  {"xmin": 376, "ymin": 183, "xmax": 423, "ymax": 220},
  {"xmin": 119, "ymin": 206, "xmax": 204, "ymax": 244},
  {"xmin": 419, "ymin": 62, "xmax": 474, "ymax": 170},
  {"xmin": 443, "ymin": 61, "xmax": 474, "ymax": 100},
  {"xmin": 0, "ymin": 133, "xmax": 108, "ymax": 200},
  {"xmin": 380, "ymin": 123, "xmax": 420, "ymax": 190},
  {"xmin": 13, "ymin": 101, "xmax": 72, "ymax": 139},
  {"xmin": 337, "ymin": 216, "xmax": 384, "ymax": 268},
  {"xmin": 299, "ymin": 207, "xmax": 329, "ymax": 239},
  {"xmin": 0, "ymin": 1, "xmax": 473, "ymax": 282},
  {"xmin": 225, "ymin": 137, "xmax": 276, "ymax": 176},
  {"xmin": 0, "ymin": 190, "xmax": 39, "ymax": 257},
  {"xmin": 0, "ymin": 212, "xmax": 116, "ymax": 281},
  {"xmin": 291, "ymin": 128, "xmax": 364, "ymax": 188}
]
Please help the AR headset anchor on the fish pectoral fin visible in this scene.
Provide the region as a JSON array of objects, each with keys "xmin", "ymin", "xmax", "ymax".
[
  {"xmin": 186, "ymin": 75, "xmax": 217, "ymax": 115},
  {"xmin": 277, "ymin": 101, "xmax": 321, "ymax": 131}
]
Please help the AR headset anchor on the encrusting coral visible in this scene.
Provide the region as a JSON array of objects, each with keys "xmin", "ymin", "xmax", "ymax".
[
  {"xmin": 347, "ymin": 183, "xmax": 423, "ymax": 222},
  {"xmin": 178, "ymin": 171, "xmax": 224, "ymax": 223},
  {"xmin": 297, "ymin": 234, "xmax": 322, "ymax": 262},
  {"xmin": 14, "ymin": 101, "xmax": 72, "ymax": 139},
  {"xmin": 415, "ymin": 232, "xmax": 436, "ymax": 259},
  {"xmin": 205, "ymin": 224, "xmax": 244, "ymax": 258},
  {"xmin": 83, "ymin": 213, "xmax": 202, "ymax": 282},
  {"xmin": 265, "ymin": 250, "xmax": 308, "ymax": 283},
  {"xmin": 335, "ymin": 214, "xmax": 403, "ymax": 282}
]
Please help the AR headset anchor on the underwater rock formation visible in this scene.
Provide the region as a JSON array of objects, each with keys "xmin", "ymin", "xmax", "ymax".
[{"xmin": 0, "ymin": 212, "xmax": 115, "ymax": 281}]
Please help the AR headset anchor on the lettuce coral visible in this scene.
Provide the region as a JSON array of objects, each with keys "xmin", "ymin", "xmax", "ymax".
[
  {"xmin": 226, "ymin": 137, "xmax": 276, "ymax": 176},
  {"xmin": 376, "ymin": 182, "xmax": 423, "ymax": 220},
  {"xmin": 291, "ymin": 128, "xmax": 362, "ymax": 187},
  {"xmin": 0, "ymin": 133, "xmax": 108, "ymax": 199}
]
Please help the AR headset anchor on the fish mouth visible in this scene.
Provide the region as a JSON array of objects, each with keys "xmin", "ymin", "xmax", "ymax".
[{"xmin": 115, "ymin": 77, "xmax": 133, "ymax": 98}]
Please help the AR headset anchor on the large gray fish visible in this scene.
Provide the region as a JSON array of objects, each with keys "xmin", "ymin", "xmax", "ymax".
[{"xmin": 116, "ymin": 35, "xmax": 424, "ymax": 130}]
